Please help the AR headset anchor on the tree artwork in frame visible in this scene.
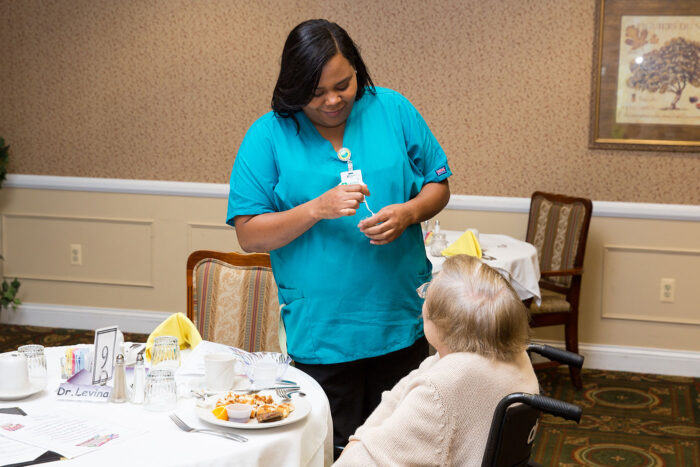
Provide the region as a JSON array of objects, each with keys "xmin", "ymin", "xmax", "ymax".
[{"xmin": 589, "ymin": 0, "xmax": 700, "ymax": 152}]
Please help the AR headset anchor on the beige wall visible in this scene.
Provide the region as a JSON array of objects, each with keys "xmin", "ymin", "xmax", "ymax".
[
  {"xmin": 1, "ymin": 0, "xmax": 699, "ymax": 204},
  {"xmin": 1, "ymin": 186, "xmax": 698, "ymax": 355}
]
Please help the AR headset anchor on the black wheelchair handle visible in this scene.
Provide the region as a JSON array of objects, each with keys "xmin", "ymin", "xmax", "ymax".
[
  {"xmin": 527, "ymin": 394, "xmax": 582, "ymax": 422},
  {"xmin": 527, "ymin": 343, "xmax": 584, "ymax": 368}
]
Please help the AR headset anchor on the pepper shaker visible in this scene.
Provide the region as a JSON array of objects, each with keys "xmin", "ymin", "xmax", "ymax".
[
  {"xmin": 109, "ymin": 354, "xmax": 128, "ymax": 403},
  {"xmin": 131, "ymin": 353, "xmax": 146, "ymax": 404}
]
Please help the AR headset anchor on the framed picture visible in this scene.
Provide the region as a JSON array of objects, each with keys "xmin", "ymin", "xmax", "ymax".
[{"xmin": 589, "ymin": 0, "xmax": 700, "ymax": 152}]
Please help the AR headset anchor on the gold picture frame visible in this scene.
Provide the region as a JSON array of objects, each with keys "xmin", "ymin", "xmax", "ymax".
[{"xmin": 590, "ymin": 0, "xmax": 700, "ymax": 152}]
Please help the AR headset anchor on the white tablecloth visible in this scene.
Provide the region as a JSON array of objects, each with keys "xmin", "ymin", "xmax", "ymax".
[
  {"xmin": 0, "ymin": 346, "xmax": 333, "ymax": 467},
  {"xmin": 427, "ymin": 232, "xmax": 541, "ymax": 305}
]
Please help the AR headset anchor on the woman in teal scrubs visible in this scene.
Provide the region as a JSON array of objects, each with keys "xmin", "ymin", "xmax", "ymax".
[{"xmin": 227, "ymin": 19, "xmax": 451, "ymax": 457}]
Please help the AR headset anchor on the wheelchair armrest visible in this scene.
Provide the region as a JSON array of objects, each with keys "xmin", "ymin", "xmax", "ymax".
[
  {"xmin": 527, "ymin": 343, "xmax": 584, "ymax": 368},
  {"xmin": 527, "ymin": 394, "xmax": 582, "ymax": 422},
  {"xmin": 497, "ymin": 393, "xmax": 582, "ymax": 423}
]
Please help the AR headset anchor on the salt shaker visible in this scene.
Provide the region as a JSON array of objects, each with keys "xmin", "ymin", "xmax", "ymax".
[
  {"xmin": 109, "ymin": 354, "xmax": 128, "ymax": 403},
  {"xmin": 131, "ymin": 353, "xmax": 146, "ymax": 404}
]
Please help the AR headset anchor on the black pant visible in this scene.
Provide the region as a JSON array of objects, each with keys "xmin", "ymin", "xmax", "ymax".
[{"xmin": 295, "ymin": 337, "xmax": 429, "ymax": 459}]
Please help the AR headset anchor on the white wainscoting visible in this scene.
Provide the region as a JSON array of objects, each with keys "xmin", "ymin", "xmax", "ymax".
[
  {"xmin": 530, "ymin": 339, "xmax": 700, "ymax": 378},
  {"xmin": 0, "ymin": 302, "xmax": 169, "ymax": 335},
  {"xmin": 2, "ymin": 302, "xmax": 697, "ymax": 377}
]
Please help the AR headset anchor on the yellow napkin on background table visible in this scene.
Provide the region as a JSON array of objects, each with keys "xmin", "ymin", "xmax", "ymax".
[
  {"xmin": 440, "ymin": 230, "xmax": 482, "ymax": 258},
  {"xmin": 145, "ymin": 312, "xmax": 202, "ymax": 359}
]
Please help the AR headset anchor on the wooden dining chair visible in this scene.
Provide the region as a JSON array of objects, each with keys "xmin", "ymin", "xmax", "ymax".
[
  {"xmin": 526, "ymin": 192, "xmax": 593, "ymax": 389},
  {"xmin": 186, "ymin": 250, "xmax": 281, "ymax": 353}
]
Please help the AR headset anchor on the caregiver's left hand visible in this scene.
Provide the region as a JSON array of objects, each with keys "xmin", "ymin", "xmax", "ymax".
[{"xmin": 357, "ymin": 204, "xmax": 412, "ymax": 245}]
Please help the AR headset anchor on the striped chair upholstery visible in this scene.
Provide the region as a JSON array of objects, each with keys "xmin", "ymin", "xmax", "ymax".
[
  {"xmin": 525, "ymin": 192, "xmax": 592, "ymax": 389},
  {"xmin": 187, "ymin": 252, "xmax": 281, "ymax": 353},
  {"xmin": 526, "ymin": 194, "xmax": 589, "ymax": 290}
]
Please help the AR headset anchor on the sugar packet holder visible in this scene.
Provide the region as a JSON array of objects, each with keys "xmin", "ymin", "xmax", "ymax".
[{"xmin": 60, "ymin": 346, "xmax": 94, "ymax": 379}]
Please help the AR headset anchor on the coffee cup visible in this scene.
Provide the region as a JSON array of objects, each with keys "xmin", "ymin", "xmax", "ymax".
[
  {"xmin": 0, "ymin": 352, "xmax": 29, "ymax": 393},
  {"xmin": 204, "ymin": 353, "xmax": 237, "ymax": 392}
]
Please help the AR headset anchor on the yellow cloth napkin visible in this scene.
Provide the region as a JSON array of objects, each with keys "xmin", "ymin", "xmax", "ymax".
[
  {"xmin": 440, "ymin": 230, "xmax": 482, "ymax": 258},
  {"xmin": 145, "ymin": 313, "xmax": 202, "ymax": 359}
]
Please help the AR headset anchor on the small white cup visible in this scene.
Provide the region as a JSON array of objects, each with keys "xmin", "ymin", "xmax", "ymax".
[
  {"xmin": 0, "ymin": 352, "xmax": 30, "ymax": 393},
  {"xmin": 467, "ymin": 228, "xmax": 480, "ymax": 242},
  {"xmin": 204, "ymin": 353, "xmax": 237, "ymax": 392}
]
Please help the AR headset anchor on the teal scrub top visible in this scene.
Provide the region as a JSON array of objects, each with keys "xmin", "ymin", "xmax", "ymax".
[{"xmin": 227, "ymin": 87, "xmax": 452, "ymax": 364}]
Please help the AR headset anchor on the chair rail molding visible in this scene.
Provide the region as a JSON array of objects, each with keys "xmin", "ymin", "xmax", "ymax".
[{"xmin": 6, "ymin": 174, "xmax": 700, "ymax": 221}]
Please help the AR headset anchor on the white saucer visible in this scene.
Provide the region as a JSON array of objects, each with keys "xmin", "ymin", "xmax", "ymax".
[{"xmin": 0, "ymin": 379, "xmax": 48, "ymax": 401}]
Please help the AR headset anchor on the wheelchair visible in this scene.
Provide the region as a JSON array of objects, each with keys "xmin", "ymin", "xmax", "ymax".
[{"xmin": 481, "ymin": 344, "xmax": 584, "ymax": 467}]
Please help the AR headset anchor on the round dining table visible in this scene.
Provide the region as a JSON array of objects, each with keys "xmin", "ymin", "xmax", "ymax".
[
  {"xmin": 427, "ymin": 231, "xmax": 541, "ymax": 305},
  {"xmin": 0, "ymin": 346, "xmax": 333, "ymax": 467}
]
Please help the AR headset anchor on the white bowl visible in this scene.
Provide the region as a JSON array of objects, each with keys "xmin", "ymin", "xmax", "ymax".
[{"xmin": 226, "ymin": 403, "xmax": 253, "ymax": 422}]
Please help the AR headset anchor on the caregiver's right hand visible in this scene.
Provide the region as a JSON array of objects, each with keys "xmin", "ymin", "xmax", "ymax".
[{"xmin": 313, "ymin": 184, "xmax": 370, "ymax": 219}]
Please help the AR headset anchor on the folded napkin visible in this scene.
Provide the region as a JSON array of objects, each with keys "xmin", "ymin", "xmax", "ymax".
[
  {"xmin": 145, "ymin": 313, "xmax": 202, "ymax": 359},
  {"xmin": 440, "ymin": 230, "xmax": 482, "ymax": 259}
]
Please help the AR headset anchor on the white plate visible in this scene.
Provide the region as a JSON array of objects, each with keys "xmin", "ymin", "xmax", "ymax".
[
  {"xmin": 196, "ymin": 394, "xmax": 311, "ymax": 430},
  {"xmin": 0, "ymin": 379, "xmax": 47, "ymax": 401}
]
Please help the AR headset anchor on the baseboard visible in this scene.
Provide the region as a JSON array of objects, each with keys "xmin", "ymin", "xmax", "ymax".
[
  {"xmin": 0, "ymin": 302, "xmax": 169, "ymax": 334},
  {"xmin": 1, "ymin": 303, "xmax": 697, "ymax": 377},
  {"xmin": 532, "ymin": 339, "xmax": 700, "ymax": 378}
]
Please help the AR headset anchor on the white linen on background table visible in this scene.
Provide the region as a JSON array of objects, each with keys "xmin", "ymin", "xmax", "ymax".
[
  {"xmin": 0, "ymin": 346, "xmax": 333, "ymax": 467},
  {"xmin": 428, "ymin": 232, "xmax": 541, "ymax": 305}
]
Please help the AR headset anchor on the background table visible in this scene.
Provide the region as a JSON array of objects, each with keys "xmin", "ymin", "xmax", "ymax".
[
  {"xmin": 427, "ymin": 231, "xmax": 541, "ymax": 305},
  {"xmin": 0, "ymin": 346, "xmax": 333, "ymax": 467}
]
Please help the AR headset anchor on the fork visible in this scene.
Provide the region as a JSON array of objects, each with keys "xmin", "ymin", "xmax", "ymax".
[
  {"xmin": 275, "ymin": 387, "xmax": 306, "ymax": 400},
  {"xmin": 169, "ymin": 414, "xmax": 248, "ymax": 442}
]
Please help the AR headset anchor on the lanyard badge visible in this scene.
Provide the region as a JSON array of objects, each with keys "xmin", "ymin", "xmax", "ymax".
[
  {"xmin": 337, "ymin": 147, "xmax": 361, "ymax": 184},
  {"xmin": 337, "ymin": 147, "xmax": 375, "ymax": 216}
]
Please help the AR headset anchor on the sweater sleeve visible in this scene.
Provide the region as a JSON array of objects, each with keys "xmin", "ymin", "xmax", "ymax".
[{"xmin": 335, "ymin": 376, "xmax": 451, "ymax": 466}]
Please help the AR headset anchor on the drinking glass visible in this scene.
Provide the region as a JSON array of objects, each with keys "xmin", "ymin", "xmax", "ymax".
[
  {"xmin": 430, "ymin": 232, "xmax": 448, "ymax": 257},
  {"xmin": 150, "ymin": 336, "xmax": 180, "ymax": 370},
  {"xmin": 251, "ymin": 360, "xmax": 278, "ymax": 388},
  {"xmin": 18, "ymin": 344, "xmax": 47, "ymax": 383},
  {"xmin": 144, "ymin": 369, "xmax": 177, "ymax": 411}
]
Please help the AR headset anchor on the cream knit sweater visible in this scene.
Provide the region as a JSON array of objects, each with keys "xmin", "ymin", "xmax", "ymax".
[{"xmin": 333, "ymin": 351, "xmax": 539, "ymax": 466}]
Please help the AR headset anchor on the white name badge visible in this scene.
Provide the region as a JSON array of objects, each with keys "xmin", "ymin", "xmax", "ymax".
[{"xmin": 340, "ymin": 169, "xmax": 363, "ymax": 185}]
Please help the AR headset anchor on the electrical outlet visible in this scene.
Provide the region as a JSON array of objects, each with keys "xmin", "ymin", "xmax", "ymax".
[
  {"xmin": 659, "ymin": 278, "xmax": 675, "ymax": 303},
  {"xmin": 70, "ymin": 244, "xmax": 82, "ymax": 266}
]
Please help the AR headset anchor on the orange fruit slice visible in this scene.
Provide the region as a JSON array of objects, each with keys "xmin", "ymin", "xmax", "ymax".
[{"xmin": 212, "ymin": 406, "xmax": 228, "ymax": 421}]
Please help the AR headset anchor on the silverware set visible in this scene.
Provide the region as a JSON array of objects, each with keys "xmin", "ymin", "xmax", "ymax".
[{"xmin": 169, "ymin": 413, "xmax": 248, "ymax": 442}]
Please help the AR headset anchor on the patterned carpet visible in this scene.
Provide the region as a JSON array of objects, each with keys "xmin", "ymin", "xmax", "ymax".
[
  {"xmin": 1, "ymin": 324, "xmax": 698, "ymax": 466},
  {"xmin": 532, "ymin": 366, "xmax": 700, "ymax": 466}
]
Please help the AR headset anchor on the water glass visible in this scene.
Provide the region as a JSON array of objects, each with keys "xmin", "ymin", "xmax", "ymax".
[
  {"xmin": 430, "ymin": 232, "xmax": 448, "ymax": 257},
  {"xmin": 144, "ymin": 369, "xmax": 177, "ymax": 411},
  {"xmin": 150, "ymin": 336, "xmax": 180, "ymax": 370},
  {"xmin": 251, "ymin": 360, "xmax": 278, "ymax": 388},
  {"xmin": 18, "ymin": 344, "xmax": 47, "ymax": 382}
]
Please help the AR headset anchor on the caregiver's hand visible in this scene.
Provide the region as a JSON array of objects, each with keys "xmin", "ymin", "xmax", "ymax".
[
  {"xmin": 357, "ymin": 203, "xmax": 412, "ymax": 245},
  {"xmin": 313, "ymin": 184, "xmax": 371, "ymax": 219}
]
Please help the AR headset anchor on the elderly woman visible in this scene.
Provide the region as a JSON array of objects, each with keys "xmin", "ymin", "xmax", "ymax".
[{"xmin": 334, "ymin": 254, "xmax": 539, "ymax": 466}]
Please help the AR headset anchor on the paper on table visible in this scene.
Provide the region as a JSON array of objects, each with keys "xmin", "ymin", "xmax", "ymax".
[
  {"xmin": 0, "ymin": 432, "xmax": 47, "ymax": 466},
  {"xmin": 0, "ymin": 412, "xmax": 145, "ymax": 459}
]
